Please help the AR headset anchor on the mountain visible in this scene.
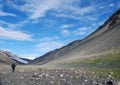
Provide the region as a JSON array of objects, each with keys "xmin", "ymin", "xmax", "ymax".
[
  {"xmin": 30, "ymin": 9, "xmax": 120, "ymax": 65},
  {"xmin": 20, "ymin": 58, "xmax": 32, "ymax": 62},
  {"xmin": 0, "ymin": 50, "xmax": 29, "ymax": 64},
  {"xmin": 0, "ymin": 51, "xmax": 16, "ymax": 64},
  {"xmin": 30, "ymin": 40, "xmax": 82, "ymax": 64}
]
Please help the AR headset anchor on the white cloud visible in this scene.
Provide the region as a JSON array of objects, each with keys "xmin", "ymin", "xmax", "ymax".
[
  {"xmin": 69, "ymin": 6, "xmax": 94, "ymax": 15},
  {"xmin": 36, "ymin": 41, "xmax": 64, "ymax": 53},
  {"xmin": 0, "ymin": 1, "xmax": 16, "ymax": 17},
  {"xmin": 61, "ymin": 27, "xmax": 88, "ymax": 36},
  {"xmin": 61, "ymin": 24, "xmax": 73, "ymax": 29},
  {"xmin": 78, "ymin": 27, "xmax": 88, "ymax": 31},
  {"xmin": 73, "ymin": 31, "xmax": 86, "ymax": 35},
  {"xmin": 61, "ymin": 29, "xmax": 70, "ymax": 36},
  {"xmin": 39, "ymin": 36, "xmax": 59, "ymax": 42},
  {"xmin": 99, "ymin": 6, "xmax": 105, "ymax": 9},
  {"xmin": 7, "ymin": 0, "xmax": 63, "ymax": 19},
  {"xmin": 73, "ymin": 27, "xmax": 88, "ymax": 35},
  {"xmin": 0, "ymin": 26, "xmax": 32, "ymax": 41},
  {"xmin": 0, "ymin": 20, "xmax": 29, "ymax": 30},
  {"xmin": 54, "ymin": 4, "xmax": 94, "ymax": 19},
  {"xmin": 109, "ymin": 3, "xmax": 114, "ymax": 7},
  {"xmin": 0, "ymin": 11, "xmax": 16, "ymax": 17},
  {"xmin": 29, "ymin": 0, "xmax": 63, "ymax": 19},
  {"xmin": 86, "ymin": 16, "xmax": 97, "ymax": 21},
  {"xmin": 7, "ymin": 0, "xmax": 94, "ymax": 20},
  {"xmin": 55, "ymin": 13, "xmax": 79, "ymax": 20},
  {"xmin": 55, "ymin": 13, "xmax": 97, "ymax": 22},
  {"xmin": 36, "ymin": 36, "xmax": 64, "ymax": 54}
]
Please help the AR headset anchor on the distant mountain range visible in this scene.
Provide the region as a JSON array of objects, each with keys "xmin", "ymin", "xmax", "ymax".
[
  {"xmin": 30, "ymin": 9, "xmax": 120, "ymax": 65},
  {"xmin": 0, "ymin": 50, "xmax": 30, "ymax": 64}
]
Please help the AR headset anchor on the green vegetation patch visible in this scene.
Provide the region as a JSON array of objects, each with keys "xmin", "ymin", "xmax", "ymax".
[
  {"xmin": 88, "ymin": 68, "xmax": 120, "ymax": 80},
  {"xmin": 68, "ymin": 50, "xmax": 120, "ymax": 68},
  {"xmin": 57, "ymin": 50, "xmax": 120, "ymax": 80}
]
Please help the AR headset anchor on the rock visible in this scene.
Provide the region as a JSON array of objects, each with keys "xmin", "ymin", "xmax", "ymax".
[
  {"xmin": 118, "ymin": 82, "xmax": 120, "ymax": 85},
  {"xmin": 45, "ymin": 73, "xmax": 49, "ymax": 77},
  {"xmin": 19, "ymin": 69, "xmax": 24, "ymax": 73},
  {"xmin": 110, "ymin": 72, "xmax": 114, "ymax": 75},
  {"xmin": 60, "ymin": 74, "xmax": 63, "ymax": 77},
  {"xmin": 92, "ymin": 81, "xmax": 98, "ymax": 85},
  {"xmin": 106, "ymin": 80, "xmax": 113, "ymax": 85},
  {"xmin": 70, "ymin": 76, "xmax": 73, "ymax": 78},
  {"xmin": 0, "ymin": 68, "xmax": 118, "ymax": 85},
  {"xmin": 98, "ymin": 83, "xmax": 103, "ymax": 85},
  {"xmin": 32, "ymin": 73, "xmax": 38, "ymax": 78},
  {"xmin": 30, "ymin": 78, "xmax": 40, "ymax": 81},
  {"xmin": 49, "ymin": 81, "xmax": 54, "ymax": 84},
  {"xmin": 20, "ymin": 77, "xmax": 24, "ymax": 79},
  {"xmin": 109, "ymin": 75, "xmax": 112, "ymax": 78},
  {"xmin": 75, "ymin": 71, "xmax": 79, "ymax": 74},
  {"xmin": 38, "ymin": 74, "xmax": 42, "ymax": 77},
  {"xmin": 5, "ymin": 81, "xmax": 11, "ymax": 83},
  {"xmin": 50, "ymin": 76, "xmax": 54, "ymax": 80},
  {"xmin": 84, "ymin": 79, "xmax": 88, "ymax": 82}
]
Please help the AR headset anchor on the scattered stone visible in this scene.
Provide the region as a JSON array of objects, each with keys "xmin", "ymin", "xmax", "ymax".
[
  {"xmin": 38, "ymin": 74, "xmax": 42, "ymax": 77},
  {"xmin": 32, "ymin": 73, "xmax": 38, "ymax": 78},
  {"xmin": 106, "ymin": 80, "xmax": 113, "ymax": 85},
  {"xmin": 98, "ymin": 83, "xmax": 103, "ymax": 85},
  {"xmin": 118, "ymin": 82, "xmax": 120, "ymax": 85},
  {"xmin": 109, "ymin": 75, "xmax": 112, "ymax": 78},
  {"xmin": 49, "ymin": 81, "xmax": 54, "ymax": 84},
  {"xmin": 20, "ymin": 77, "xmax": 24, "ymax": 79},
  {"xmin": 84, "ymin": 79, "xmax": 88, "ymax": 82},
  {"xmin": 92, "ymin": 81, "xmax": 98, "ymax": 85},
  {"xmin": 0, "ymin": 68, "xmax": 118, "ymax": 85},
  {"xmin": 60, "ymin": 74, "xmax": 63, "ymax": 77}
]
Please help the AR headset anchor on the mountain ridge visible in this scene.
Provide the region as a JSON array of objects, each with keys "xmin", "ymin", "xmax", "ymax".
[
  {"xmin": 30, "ymin": 9, "xmax": 120, "ymax": 65},
  {"xmin": 0, "ymin": 50, "xmax": 30, "ymax": 64}
]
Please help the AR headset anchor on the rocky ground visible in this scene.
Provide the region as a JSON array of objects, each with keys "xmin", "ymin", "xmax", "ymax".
[{"xmin": 0, "ymin": 65, "xmax": 119, "ymax": 85}]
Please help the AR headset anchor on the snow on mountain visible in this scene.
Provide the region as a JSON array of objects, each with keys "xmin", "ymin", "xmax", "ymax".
[{"xmin": 0, "ymin": 50, "xmax": 29, "ymax": 64}]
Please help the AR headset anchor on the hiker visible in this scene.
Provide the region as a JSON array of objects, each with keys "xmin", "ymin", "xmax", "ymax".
[{"xmin": 11, "ymin": 63, "xmax": 16, "ymax": 72}]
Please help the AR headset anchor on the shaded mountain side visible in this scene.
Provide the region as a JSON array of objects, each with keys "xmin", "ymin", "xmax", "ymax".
[
  {"xmin": 54, "ymin": 23, "xmax": 120, "ymax": 63},
  {"xmin": 0, "ymin": 50, "xmax": 30, "ymax": 64},
  {"xmin": 30, "ymin": 40, "xmax": 82, "ymax": 64},
  {"xmin": 1, "ymin": 51, "xmax": 18, "ymax": 58},
  {"xmin": 30, "ymin": 9, "xmax": 120, "ymax": 65},
  {"xmin": 85, "ymin": 8, "xmax": 120, "ymax": 40},
  {"xmin": 0, "ymin": 51, "xmax": 17, "ymax": 64}
]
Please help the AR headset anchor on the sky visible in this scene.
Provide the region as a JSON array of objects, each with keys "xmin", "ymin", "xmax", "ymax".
[{"xmin": 0, "ymin": 0, "xmax": 120, "ymax": 59}]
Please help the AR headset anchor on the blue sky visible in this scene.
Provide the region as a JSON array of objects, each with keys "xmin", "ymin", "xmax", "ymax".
[{"xmin": 0, "ymin": 0, "xmax": 120, "ymax": 59}]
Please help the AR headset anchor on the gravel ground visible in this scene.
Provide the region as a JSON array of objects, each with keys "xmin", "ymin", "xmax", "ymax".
[{"xmin": 0, "ymin": 68, "xmax": 119, "ymax": 85}]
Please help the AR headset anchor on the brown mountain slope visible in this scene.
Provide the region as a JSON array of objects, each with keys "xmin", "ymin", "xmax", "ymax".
[
  {"xmin": 30, "ymin": 40, "xmax": 82, "ymax": 64},
  {"xmin": 0, "ymin": 50, "xmax": 30, "ymax": 64},
  {"xmin": 0, "ymin": 51, "xmax": 16, "ymax": 64},
  {"xmin": 30, "ymin": 9, "xmax": 120, "ymax": 65}
]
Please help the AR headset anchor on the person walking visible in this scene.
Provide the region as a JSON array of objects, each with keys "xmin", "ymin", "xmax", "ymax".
[{"xmin": 11, "ymin": 63, "xmax": 16, "ymax": 72}]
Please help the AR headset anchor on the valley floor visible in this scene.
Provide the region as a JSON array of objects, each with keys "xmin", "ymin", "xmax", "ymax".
[{"xmin": 0, "ymin": 65, "xmax": 119, "ymax": 85}]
